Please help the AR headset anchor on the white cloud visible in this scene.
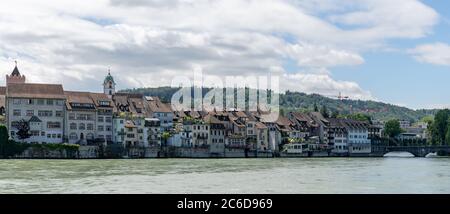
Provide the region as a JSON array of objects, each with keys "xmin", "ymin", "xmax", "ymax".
[
  {"xmin": 409, "ymin": 43, "xmax": 450, "ymax": 66},
  {"xmin": 281, "ymin": 72, "xmax": 374, "ymax": 100},
  {"xmin": 0, "ymin": 0, "xmax": 440, "ymax": 100}
]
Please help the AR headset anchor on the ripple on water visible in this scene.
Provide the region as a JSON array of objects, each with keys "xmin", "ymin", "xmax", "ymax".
[{"xmin": 0, "ymin": 158, "xmax": 450, "ymax": 193}]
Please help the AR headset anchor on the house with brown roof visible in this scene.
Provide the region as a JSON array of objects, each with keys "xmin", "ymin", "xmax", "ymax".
[
  {"xmin": 64, "ymin": 91, "xmax": 114, "ymax": 145},
  {"xmin": 6, "ymin": 82, "xmax": 66, "ymax": 143},
  {"xmin": 1, "ymin": 63, "xmax": 160, "ymax": 147},
  {"xmin": 145, "ymin": 96, "xmax": 174, "ymax": 131}
]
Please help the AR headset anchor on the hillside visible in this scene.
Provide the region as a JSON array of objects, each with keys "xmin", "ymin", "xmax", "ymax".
[{"xmin": 120, "ymin": 87, "xmax": 437, "ymax": 122}]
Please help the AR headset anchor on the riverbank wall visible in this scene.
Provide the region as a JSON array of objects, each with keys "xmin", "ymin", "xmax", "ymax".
[{"xmin": 6, "ymin": 145, "xmax": 440, "ymax": 159}]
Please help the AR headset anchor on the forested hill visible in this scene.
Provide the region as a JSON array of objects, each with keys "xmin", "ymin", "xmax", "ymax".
[{"xmin": 120, "ymin": 87, "xmax": 437, "ymax": 122}]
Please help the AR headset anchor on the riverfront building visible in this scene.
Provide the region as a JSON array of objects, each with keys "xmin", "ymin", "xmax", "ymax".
[{"xmin": 0, "ymin": 63, "xmax": 384, "ymax": 156}]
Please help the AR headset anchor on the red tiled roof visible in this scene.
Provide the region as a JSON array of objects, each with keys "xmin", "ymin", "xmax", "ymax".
[{"xmin": 7, "ymin": 83, "xmax": 65, "ymax": 99}]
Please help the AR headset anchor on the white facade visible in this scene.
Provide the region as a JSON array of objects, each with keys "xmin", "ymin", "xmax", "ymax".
[{"xmin": 8, "ymin": 98, "xmax": 65, "ymax": 144}]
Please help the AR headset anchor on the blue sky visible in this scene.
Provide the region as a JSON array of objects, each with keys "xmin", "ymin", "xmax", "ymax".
[
  {"xmin": 0, "ymin": 0, "xmax": 449, "ymax": 109},
  {"xmin": 329, "ymin": 0, "xmax": 450, "ymax": 109}
]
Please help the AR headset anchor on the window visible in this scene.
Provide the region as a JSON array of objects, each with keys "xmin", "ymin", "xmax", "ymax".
[
  {"xmin": 70, "ymin": 123, "xmax": 77, "ymax": 130},
  {"xmin": 13, "ymin": 99, "xmax": 21, "ymax": 105},
  {"xmin": 55, "ymin": 111, "xmax": 63, "ymax": 117},
  {"xmin": 57, "ymin": 134, "xmax": 62, "ymax": 138},
  {"xmin": 47, "ymin": 99, "xmax": 54, "ymax": 105},
  {"xmin": 27, "ymin": 99, "xmax": 34, "ymax": 105},
  {"xmin": 52, "ymin": 134, "xmax": 57, "ymax": 138},
  {"xmin": 78, "ymin": 123, "xmax": 85, "ymax": 130},
  {"xmin": 31, "ymin": 131, "xmax": 40, "ymax": 136},
  {"xmin": 87, "ymin": 133, "xmax": 94, "ymax": 140},
  {"xmin": 99, "ymin": 101, "xmax": 110, "ymax": 106},
  {"xmin": 98, "ymin": 117, "xmax": 104, "ymax": 122},
  {"xmin": 69, "ymin": 113, "xmax": 76, "ymax": 120},
  {"xmin": 10, "ymin": 131, "xmax": 15, "ymax": 137},
  {"xmin": 98, "ymin": 125, "xmax": 104, "ymax": 131},
  {"xmin": 87, "ymin": 124, "xmax": 93, "ymax": 130},
  {"xmin": 47, "ymin": 122, "xmax": 61, "ymax": 129},
  {"xmin": 38, "ymin": 110, "xmax": 53, "ymax": 117},
  {"xmin": 120, "ymin": 120, "xmax": 124, "ymax": 124},
  {"xmin": 86, "ymin": 114, "xmax": 93, "ymax": 121},
  {"xmin": 105, "ymin": 117, "xmax": 112, "ymax": 123},
  {"xmin": 37, "ymin": 99, "xmax": 45, "ymax": 105},
  {"xmin": 47, "ymin": 134, "xmax": 51, "ymax": 138},
  {"xmin": 127, "ymin": 134, "xmax": 135, "ymax": 138},
  {"xmin": 26, "ymin": 110, "xmax": 34, "ymax": 116},
  {"xmin": 69, "ymin": 133, "xmax": 78, "ymax": 140},
  {"xmin": 13, "ymin": 109, "xmax": 21, "ymax": 116},
  {"xmin": 106, "ymin": 126, "xmax": 112, "ymax": 131},
  {"xmin": 55, "ymin": 100, "xmax": 64, "ymax": 106},
  {"xmin": 41, "ymin": 132, "xmax": 45, "ymax": 136},
  {"xmin": 77, "ymin": 114, "xmax": 87, "ymax": 120}
]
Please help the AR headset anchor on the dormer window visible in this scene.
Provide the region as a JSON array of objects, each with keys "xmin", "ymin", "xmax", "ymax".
[{"xmin": 99, "ymin": 101, "xmax": 110, "ymax": 106}]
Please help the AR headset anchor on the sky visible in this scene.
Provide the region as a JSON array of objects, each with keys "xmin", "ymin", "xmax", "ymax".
[{"xmin": 0, "ymin": 0, "xmax": 449, "ymax": 109}]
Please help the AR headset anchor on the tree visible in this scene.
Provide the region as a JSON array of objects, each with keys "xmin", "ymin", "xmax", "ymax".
[
  {"xmin": 445, "ymin": 127, "xmax": 450, "ymax": 146},
  {"xmin": 14, "ymin": 119, "xmax": 31, "ymax": 142},
  {"xmin": 0, "ymin": 125, "xmax": 8, "ymax": 144},
  {"xmin": 313, "ymin": 103, "xmax": 319, "ymax": 112},
  {"xmin": 331, "ymin": 110, "xmax": 339, "ymax": 118},
  {"xmin": 158, "ymin": 131, "xmax": 171, "ymax": 158},
  {"xmin": 279, "ymin": 108, "xmax": 285, "ymax": 116},
  {"xmin": 428, "ymin": 109, "xmax": 449, "ymax": 145},
  {"xmin": 0, "ymin": 125, "xmax": 8, "ymax": 157},
  {"xmin": 320, "ymin": 106, "xmax": 329, "ymax": 118},
  {"xmin": 384, "ymin": 119, "xmax": 402, "ymax": 138},
  {"xmin": 348, "ymin": 113, "xmax": 372, "ymax": 124},
  {"xmin": 161, "ymin": 132, "xmax": 171, "ymax": 146}
]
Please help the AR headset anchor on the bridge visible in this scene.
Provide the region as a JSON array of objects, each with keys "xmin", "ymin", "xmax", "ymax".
[{"xmin": 372, "ymin": 145, "xmax": 450, "ymax": 157}]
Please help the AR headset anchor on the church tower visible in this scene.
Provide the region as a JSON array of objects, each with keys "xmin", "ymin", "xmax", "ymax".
[
  {"xmin": 6, "ymin": 61, "xmax": 26, "ymax": 85},
  {"xmin": 103, "ymin": 69, "xmax": 116, "ymax": 98}
]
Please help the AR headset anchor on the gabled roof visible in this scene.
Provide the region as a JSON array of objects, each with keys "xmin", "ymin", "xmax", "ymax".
[
  {"xmin": 203, "ymin": 113, "xmax": 222, "ymax": 124},
  {"xmin": 328, "ymin": 118, "xmax": 370, "ymax": 131},
  {"xmin": 29, "ymin": 115, "xmax": 42, "ymax": 123},
  {"xmin": 255, "ymin": 122, "xmax": 268, "ymax": 129},
  {"xmin": 89, "ymin": 93, "xmax": 113, "ymax": 108},
  {"xmin": 65, "ymin": 91, "xmax": 94, "ymax": 104},
  {"xmin": 146, "ymin": 96, "xmax": 172, "ymax": 113},
  {"xmin": 7, "ymin": 83, "xmax": 65, "ymax": 99}
]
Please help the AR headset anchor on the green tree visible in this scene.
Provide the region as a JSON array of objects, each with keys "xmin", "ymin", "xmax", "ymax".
[
  {"xmin": 348, "ymin": 113, "xmax": 372, "ymax": 123},
  {"xmin": 14, "ymin": 119, "xmax": 31, "ymax": 143},
  {"xmin": 429, "ymin": 109, "xmax": 449, "ymax": 145},
  {"xmin": 331, "ymin": 110, "xmax": 339, "ymax": 118},
  {"xmin": 446, "ymin": 127, "xmax": 450, "ymax": 145},
  {"xmin": 320, "ymin": 106, "xmax": 329, "ymax": 118},
  {"xmin": 0, "ymin": 125, "xmax": 9, "ymax": 157},
  {"xmin": 384, "ymin": 119, "xmax": 402, "ymax": 138},
  {"xmin": 313, "ymin": 103, "xmax": 319, "ymax": 112},
  {"xmin": 0, "ymin": 125, "xmax": 8, "ymax": 144}
]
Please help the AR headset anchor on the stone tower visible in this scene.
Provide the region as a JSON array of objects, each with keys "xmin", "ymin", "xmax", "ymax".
[
  {"xmin": 103, "ymin": 69, "xmax": 116, "ymax": 98},
  {"xmin": 6, "ymin": 61, "xmax": 26, "ymax": 85}
]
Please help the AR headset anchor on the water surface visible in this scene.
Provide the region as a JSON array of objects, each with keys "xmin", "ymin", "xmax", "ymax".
[{"xmin": 1, "ymin": 158, "xmax": 449, "ymax": 193}]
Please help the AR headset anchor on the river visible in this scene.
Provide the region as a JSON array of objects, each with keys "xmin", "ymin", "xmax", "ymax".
[{"xmin": 1, "ymin": 158, "xmax": 449, "ymax": 194}]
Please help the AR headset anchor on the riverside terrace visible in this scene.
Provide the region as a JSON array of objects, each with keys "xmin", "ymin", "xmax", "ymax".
[{"xmin": 0, "ymin": 63, "xmax": 441, "ymax": 159}]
